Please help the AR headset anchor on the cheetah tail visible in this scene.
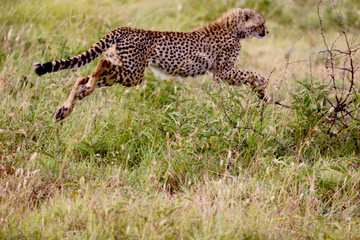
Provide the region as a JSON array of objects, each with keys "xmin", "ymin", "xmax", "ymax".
[{"xmin": 33, "ymin": 28, "xmax": 121, "ymax": 76}]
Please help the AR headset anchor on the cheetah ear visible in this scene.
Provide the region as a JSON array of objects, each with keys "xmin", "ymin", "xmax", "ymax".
[{"xmin": 243, "ymin": 9, "xmax": 251, "ymax": 22}]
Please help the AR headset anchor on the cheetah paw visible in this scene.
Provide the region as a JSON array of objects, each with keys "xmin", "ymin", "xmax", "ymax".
[{"xmin": 55, "ymin": 105, "xmax": 73, "ymax": 121}]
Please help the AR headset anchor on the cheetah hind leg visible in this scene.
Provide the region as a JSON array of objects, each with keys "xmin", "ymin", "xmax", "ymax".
[
  {"xmin": 55, "ymin": 58, "xmax": 120, "ymax": 121},
  {"xmin": 55, "ymin": 76, "xmax": 90, "ymax": 121}
]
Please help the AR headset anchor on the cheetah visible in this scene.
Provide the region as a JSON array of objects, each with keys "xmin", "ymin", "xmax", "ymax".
[{"xmin": 33, "ymin": 8, "xmax": 269, "ymax": 121}]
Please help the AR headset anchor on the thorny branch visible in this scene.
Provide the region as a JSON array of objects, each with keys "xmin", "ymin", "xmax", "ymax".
[{"xmin": 318, "ymin": 0, "xmax": 359, "ymax": 122}]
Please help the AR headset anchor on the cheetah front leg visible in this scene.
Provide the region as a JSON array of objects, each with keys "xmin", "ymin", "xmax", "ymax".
[
  {"xmin": 213, "ymin": 43, "xmax": 268, "ymax": 99},
  {"xmin": 213, "ymin": 47, "xmax": 268, "ymax": 99},
  {"xmin": 216, "ymin": 68, "xmax": 268, "ymax": 99}
]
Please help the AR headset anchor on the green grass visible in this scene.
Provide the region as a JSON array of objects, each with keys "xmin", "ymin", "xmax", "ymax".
[{"xmin": 1, "ymin": 0, "xmax": 360, "ymax": 239}]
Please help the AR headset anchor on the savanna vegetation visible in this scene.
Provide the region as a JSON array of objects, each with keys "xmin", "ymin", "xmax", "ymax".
[{"xmin": 1, "ymin": 0, "xmax": 360, "ymax": 239}]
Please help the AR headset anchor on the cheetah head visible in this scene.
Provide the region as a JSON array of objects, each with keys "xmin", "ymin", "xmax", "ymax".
[{"xmin": 236, "ymin": 8, "xmax": 269, "ymax": 39}]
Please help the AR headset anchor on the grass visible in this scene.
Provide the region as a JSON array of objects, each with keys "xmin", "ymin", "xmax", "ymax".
[{"xmin": 1, "ymin": 0, "xmax": 360, "ymax": 239}]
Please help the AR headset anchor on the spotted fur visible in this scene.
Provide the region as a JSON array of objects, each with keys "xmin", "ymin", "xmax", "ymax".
[{"xmin": 33, "ymin": 8, "xmax": 269, "ymax": 121}]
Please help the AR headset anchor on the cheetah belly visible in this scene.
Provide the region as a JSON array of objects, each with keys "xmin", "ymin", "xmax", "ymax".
[
  {"xmin": 148, "ymin": 64, "xmax": 173, "ymax": 80},
  {"xmin": 148, "ymin": 64, "xmax": 208, "ymax": 80}
]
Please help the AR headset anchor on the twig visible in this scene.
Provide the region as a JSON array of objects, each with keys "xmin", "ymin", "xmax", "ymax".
[
  {"xmin": 318, "ymin": 0, "xmax": 339, "ymax": 103},
  {"xmin": 274, "ymin": 101, "xmax": 294, "ymax": 109},
  {"xmin": 274, "ymin": 37, "xmax": 301, "ymax": 98},
  {"xmin": 321, "ymin": 125, "xmax": 360, "ymax": 149},
  {"xmin": 232, "ymin": 131, "xmax": 249, "ymax": 154}
]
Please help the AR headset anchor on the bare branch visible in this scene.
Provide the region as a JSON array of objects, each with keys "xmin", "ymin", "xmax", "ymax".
[
  {"xmin": 274, "ymin": 37, "xmax": 301, "ymax": 98},
  {"xmin": 318, "ymin": 0, "xmax": 339, "ymax": 103}
]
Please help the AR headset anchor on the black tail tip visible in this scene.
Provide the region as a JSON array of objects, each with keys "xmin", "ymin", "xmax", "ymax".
[{"xmin": 33, "ymin": 63, "xmax": 47, "ymax": 76}]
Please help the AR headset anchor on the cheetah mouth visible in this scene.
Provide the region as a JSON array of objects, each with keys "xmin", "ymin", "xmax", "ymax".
[
  {"xmin": 256, "ymin": 30, "xmax": 267, "ymax": 39},
  {"xmin": 256, "ymin": 33, "xmax": 266, "ymax": 39}
]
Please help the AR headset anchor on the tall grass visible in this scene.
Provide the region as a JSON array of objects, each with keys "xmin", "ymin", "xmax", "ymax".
[{"xmin": 1, "ymin": 0, "xmax": 359, "ymax": 239}]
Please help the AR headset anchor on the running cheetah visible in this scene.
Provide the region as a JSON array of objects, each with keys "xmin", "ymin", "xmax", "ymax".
[{"xmin": 33, "ymin": 8, "xmax": 269, "ymax": 121}]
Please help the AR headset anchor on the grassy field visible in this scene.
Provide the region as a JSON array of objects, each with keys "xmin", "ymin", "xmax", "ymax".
[{"xmin": 1, "ymin": 0, "xmax": 360, "ymax": 239}]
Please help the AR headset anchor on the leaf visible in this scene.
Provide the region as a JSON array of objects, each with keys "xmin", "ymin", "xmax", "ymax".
[
  {"xmin": 328, "ymin": 165, "xmax": 348, "ymax": 175},
  {"xmin": 298, "ymin": 81, "xmax": 311, "ymax": 91},
  {"xmin": 315, "ymin": 84, "xmax": 329, "ymax": 90},
  {"xmin": 166, "ymin": 205, "xmax": 182, "ymax": 216},
  {"xmin": 63, "ymin": 182, "xmax": 80, "ymax": 188},
  {"xmin": 40, "ymin": 150, "xmax": 55, "ymax": 159},
  {"xmin": 304, "ymin": 95, "xmax": 310, "ymax": 107}
]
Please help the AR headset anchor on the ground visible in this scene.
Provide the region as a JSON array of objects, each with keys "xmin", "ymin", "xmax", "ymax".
[{"xmin": 1, "ymin": 0, "xmax": 360, "ymax": 239}]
